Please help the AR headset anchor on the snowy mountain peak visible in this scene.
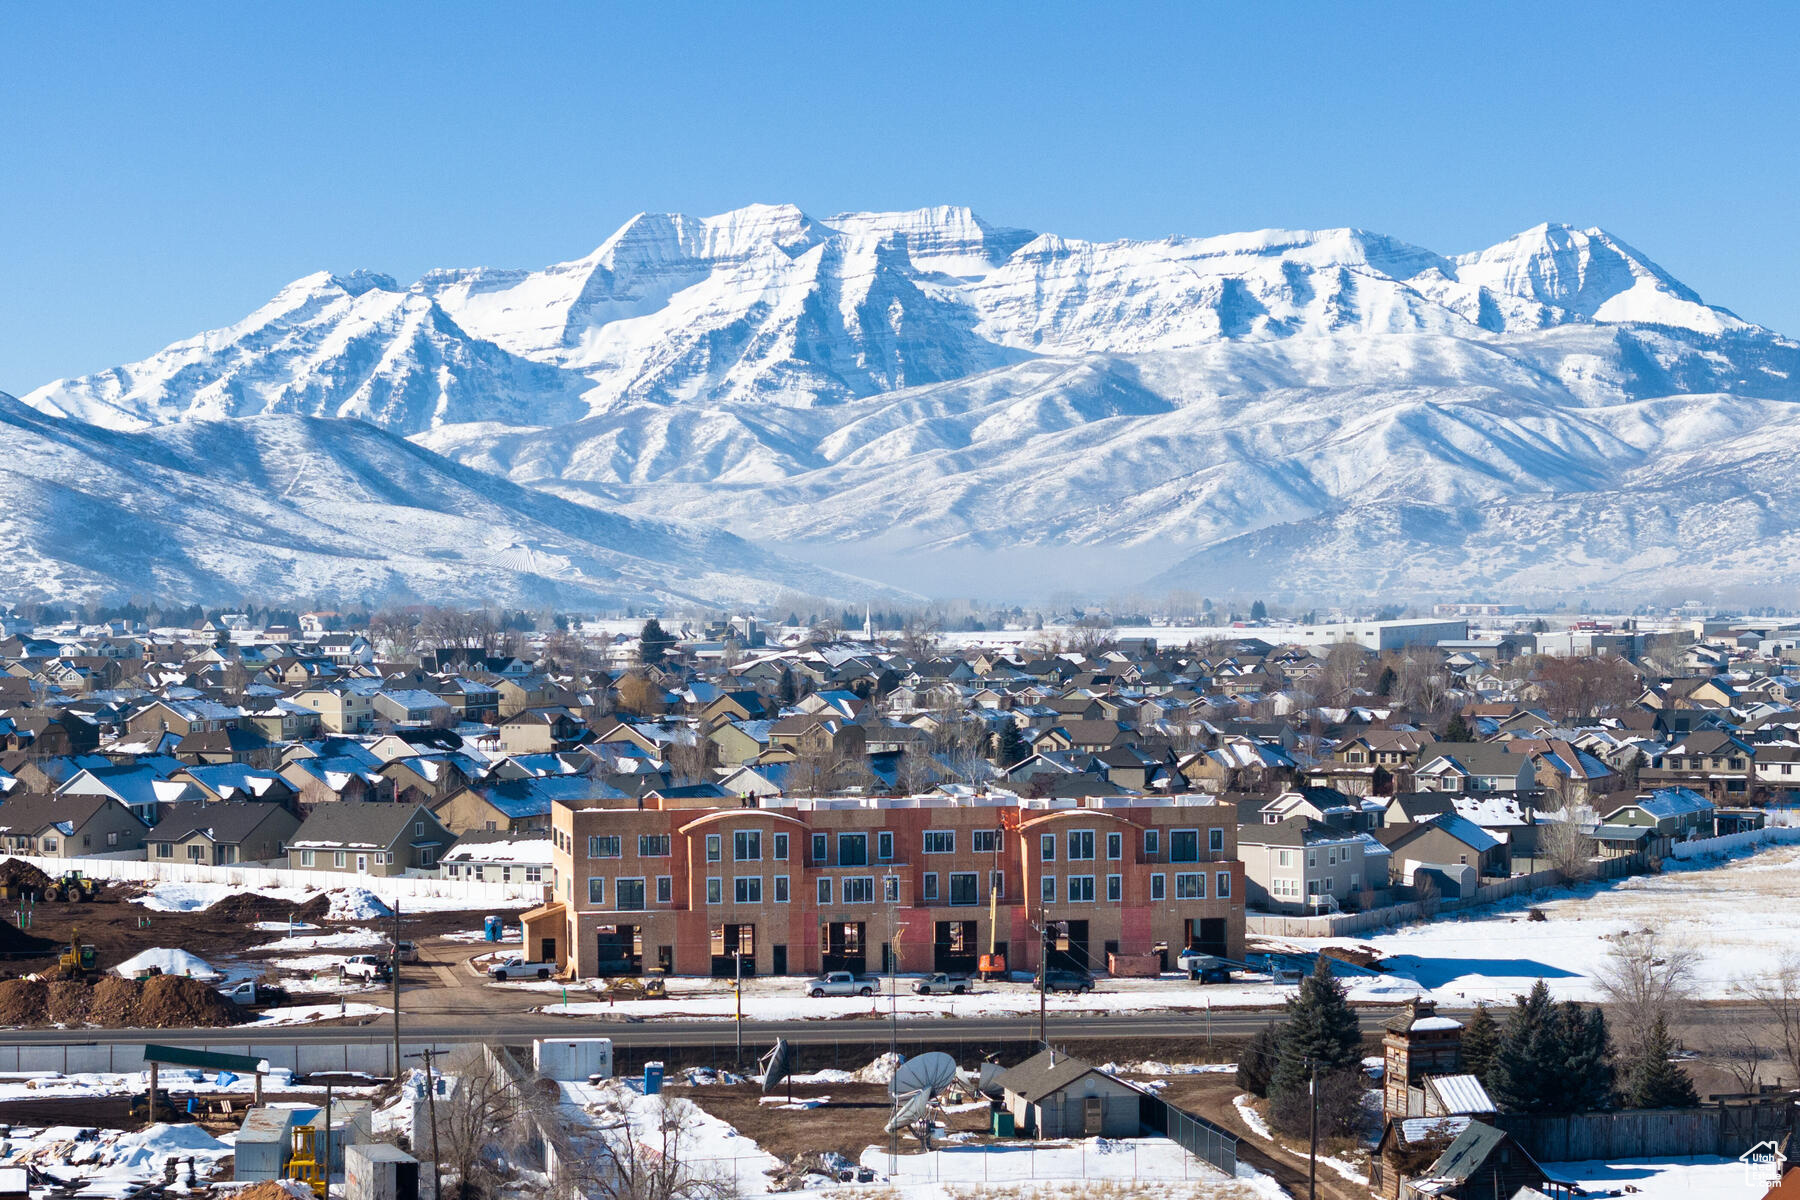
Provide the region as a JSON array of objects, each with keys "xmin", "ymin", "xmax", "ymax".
[
  {"xmin": 329, "ymin": 269, "xmax": 403, "ymax": 296},
  {"xmin": 1452, "ymin": 222, "xmax": 1740, "ymax": 332}
]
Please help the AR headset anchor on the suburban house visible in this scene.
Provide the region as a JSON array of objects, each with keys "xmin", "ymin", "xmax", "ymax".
[
  {"xmin": 438, "ymin": 829, "xmax": 555, "ymax": 890},
  {"xmin": 1237, "ymin": 816, "xmax": 1390, "ymax": 913},
  {"xmin": 0, "ymin": 793, "xmax": 147, "ymax": 857},
  {"xmin": 285, "ymin": 802, "xmax": 453, "ymax": 875},
  {"xmin": 1600, "ymin": 788, "xmax": 1715, "ymax": 854},
  {"xmin": 1411, "ymin": 743, "xmax": 1537, "ymax": 795},
  {"xmin": 433, "ymin": 775, "xmax": 628, "ymax": 836},
  {"xmin": 145, "ymin": 800, "xmax": 300, "ymax": 865},
  {"xmin": 56, "ymin": 763, "xmax": 206, "ymax": 825},
  {"xmin": 1378, "ymin": 812, "xmax": 1508, "ymax": 882}
]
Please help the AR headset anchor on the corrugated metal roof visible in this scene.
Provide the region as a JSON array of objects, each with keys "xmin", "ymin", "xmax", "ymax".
[{"xmin": 1426, "ymin": 1074, "xmax": 1495, "ymax": 1114}]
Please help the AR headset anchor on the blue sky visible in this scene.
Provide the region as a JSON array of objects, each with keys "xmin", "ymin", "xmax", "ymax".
[{"xmin": 2, "ymin": 3, "xmax": 1795, "ymax": 394}]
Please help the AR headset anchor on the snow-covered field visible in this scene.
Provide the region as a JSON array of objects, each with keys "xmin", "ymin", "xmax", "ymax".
[
  {"xmin": 1547, "ymin": 1157, "xmax": 1770, "ymax": 1200},
  {"xmin": 859, "ymin": 1137, "xmax": 1287, "ymax": 1200},
  {"xmin": 1301, "ymin": 842, "xmax": 1800, "ymax": 1004}
]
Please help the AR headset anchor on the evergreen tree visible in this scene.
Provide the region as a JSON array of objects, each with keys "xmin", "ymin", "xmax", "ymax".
[
  {"xmin": 1236, "ymin": 1021, "xmax": 1281, "ymax": 1098},
  {"xmin": 1555, "ymin": 1002, "xmax": 1616, "ymax": 1112},
  {"xmin": 638, "ymin": 618, "xmax": 675, "ymax": 667},
  {"xmin": 1250, "ymin": 600, "xmax": 1268, "ymax": 621},
  {"xmin": 993, "ymin": 719, "xmax": 1027, "ymax": 767},
  {"xmin": 1443, "ymin": 711, "xmax": 1476, "ymax": 742},
  {"xmin": 1460, "ymin": 1004, "xmax": 1501, "ymax": 1088},
  {"xmin": 1621, "ymin": 1016, "xmax": 1698, "ymax": 1109},
  {"xmin": 1268, "ymin": 959, "xmax": 1365, "ymax": 1133},
  {"xmin": 1375, "ymin": 666, "xmax": 1397, "ymax": 697},
  {"xmin": 777, "ymin": 667, "xmax": 797, "ymax": 705},
  {"xmin": 1489, "ymin": 980, "xmax": 1562, "ymax": 1113}
]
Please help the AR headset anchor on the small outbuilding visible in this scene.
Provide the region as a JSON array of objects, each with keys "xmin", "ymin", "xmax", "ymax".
[
  {"xmin": 345, "ymin": 1142, "xmax": 420, "ymax": 1200},
  {"xmin": 991, "ymin": 1049, "xmax": 1142, "ymax": 1139}
]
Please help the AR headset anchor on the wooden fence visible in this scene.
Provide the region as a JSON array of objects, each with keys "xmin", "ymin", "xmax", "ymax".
[{"xmin": 1497, "ymin": 1096, "xmax": 1798, "ymax": 1162}]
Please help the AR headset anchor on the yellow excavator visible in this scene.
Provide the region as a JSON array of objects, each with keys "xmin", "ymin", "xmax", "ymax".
[{"xmin": 58, "ymin": 928, "xmax": 98, "ymax": 974}]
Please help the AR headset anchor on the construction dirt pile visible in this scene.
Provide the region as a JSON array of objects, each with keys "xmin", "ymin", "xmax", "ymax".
[
  {"xmin": 231, "ymin": 1182, "xmax": 318, "ymax": 1200},
  {"xmin": 0, "ymin": 978, "xmax": 49, "ymax": 1025},
  {"xmin": 209, "ymin": 890, "xmax": 331, "ymax": 925},
  {"xmin": 0, "ymin": 859, "xmax": 52, "ymax": 893},
  {"xmin": 0, "ymin": 973, "xmax": 247, "ymax": 1029},
  {"xmin": 0, "ymin": 919, "xmax": 56, "ymax": 956},
  {"xmin": 44, "ymin": 979, "xmax": 93, "ymax": 1024}
]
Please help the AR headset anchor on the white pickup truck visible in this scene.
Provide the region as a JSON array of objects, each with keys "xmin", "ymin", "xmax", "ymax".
[
  {"xmin": 488, "ymin": 956, "xmax": 556, "ymax": 982},
  {"xmin": 340, "ymin": 955, "xmax": 390, "ymax": 983},
  {"xmin": 806, "ymin": 971, "xmax": 874, "ymax": 998}
]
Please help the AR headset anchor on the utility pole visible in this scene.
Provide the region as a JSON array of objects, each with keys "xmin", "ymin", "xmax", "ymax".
[
  {"xmin": 1037, "ymin": 921, "xmax": 1049, "ymax": 1048},
  {"xmin": 407, "ymin": 1049, "xmax": 443, "ymax": 1200},
  {"xmin": 391, "ymin": 894, "xmax": 403, "ymax": 1080},
  {"xmin": 1307, "ymin": 1058, "xmax": 1318, "ymax": 1200}
]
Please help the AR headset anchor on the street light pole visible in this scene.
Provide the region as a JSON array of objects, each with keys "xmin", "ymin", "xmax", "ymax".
[
  {"xmin": 1308, "ymin": 1057, "xmax": 1318, "ymax": 1200},
  {"xmin": 734, "ymin": 949, "xmax": 743, "ymax": 1070}
]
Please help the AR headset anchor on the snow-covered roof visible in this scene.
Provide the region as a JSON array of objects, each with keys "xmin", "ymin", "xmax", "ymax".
[
  {"xmin": 1426, "ymin": 1074, "xmax": 1495, "ymax": 1114},
  {"xmin": 1412, "ymin": 1016, "xmax": 1463, "ymax": 1032}
]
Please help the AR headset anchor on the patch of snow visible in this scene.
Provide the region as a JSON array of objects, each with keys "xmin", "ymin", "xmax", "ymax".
[
  {"xmin": 114, "ymin": 947, "xmax": 219, "ymax": 980},
  {"xmin": 1233, "ymin": 1095, "xmax": 1273, "ymax": 1141}
]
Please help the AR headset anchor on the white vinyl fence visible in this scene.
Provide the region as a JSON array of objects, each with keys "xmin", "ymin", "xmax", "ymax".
[
  {"xmin": 3, "ymin": 852, "xmax": 544, "ymax": 906},
  {"xmin": 1668, "ymin": 824, "xmax": 1800, "ymax": 859}
]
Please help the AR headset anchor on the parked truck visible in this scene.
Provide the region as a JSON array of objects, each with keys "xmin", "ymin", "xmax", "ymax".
[
  {"xmin": 806, "ymin": 971, "xmax": 874, "ymax": 997},
  {"xmin": 487, "ymin": 956, "xmax": 555, "ymax": 982}
]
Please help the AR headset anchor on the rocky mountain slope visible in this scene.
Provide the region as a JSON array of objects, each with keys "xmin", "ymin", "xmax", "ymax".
[
  {"xmin": 0, "ymin": 395, "xmax": 893, "ymax": 607},
  {"xmin": 20, "ymin": 207, "xmax": 1800, "ymax": 601}
]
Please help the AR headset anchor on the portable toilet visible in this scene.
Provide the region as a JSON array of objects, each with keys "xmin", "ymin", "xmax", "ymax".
[
  {"xmin": 345, "ymin": 1143, "xmax": 420, "ymax": 1200},
  {"xmin": 483, "ymin": 915, "xmax": 502, "ymax": 942},
  {"xmin": 235, "ymin": 1106, "xmax": 304, "ymax": 1180},
  {"xmin": 644, "ymin": 1061, "xmax": 664, "ymax": 1095}
]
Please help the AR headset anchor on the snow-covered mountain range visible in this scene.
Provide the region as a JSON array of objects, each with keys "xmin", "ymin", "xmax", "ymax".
[
  {"xmin": 20, "ymin": 206, "xmax": 1800, "ymax": 602},
  {"xmin": 0, "ymin": 394, "xmax": 894, "ymax": 608}
]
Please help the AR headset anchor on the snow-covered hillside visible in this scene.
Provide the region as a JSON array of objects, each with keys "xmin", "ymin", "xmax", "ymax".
[
  {"xmin": 19, "ymin": 205, "xmax": 1800, "ymax": 600},
  {"xmin": 0, "ymin": 394, "xmax": 895, "ymax": 607}
]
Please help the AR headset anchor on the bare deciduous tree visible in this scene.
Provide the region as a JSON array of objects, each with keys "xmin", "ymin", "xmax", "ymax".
[
  {"xmin": 1595, "ymin": 929, "xmax": 1699, "ymax": 1052},
  {"xmin": 1540, "ymin": 818, "xmax": 1598, "ymax": 882},
  {"xmin": 556, "ymin": 1091, "xmax": 737, "ymax": 1200},
  {"xmin": 437, "ymin": 1048, "xmax": 527, "ymax": 1200},
  {"xmin": 1738, "ymin": 951, "xmax": 1800, "ymax": 1085}
]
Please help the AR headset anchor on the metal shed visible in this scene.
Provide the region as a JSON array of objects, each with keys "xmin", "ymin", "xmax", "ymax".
[
  {"xmin": 235, "ymin": 1106, "xmax": 305, "ymax": 1181},
  {"xmin": 993, "ymin": 1050, "xmax": 1143, "ymax": 1139}
]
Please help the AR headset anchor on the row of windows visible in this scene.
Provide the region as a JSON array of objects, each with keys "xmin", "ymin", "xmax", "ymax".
[
  {"xmin": 1141, "ymin": 871, "xmax": 1232, "ymax": 902},
  {"xmin": 1273, "ymin": 846, "xmax": 1356, "ymax": 869},
  {"xmin": 577, "ymin": 825, "xmax": 1228, "ymax": 867},
  {"xmin": 445, "ymin": 863, "xmax": 543, "ymax": 883},
  {"xmin": 588, "ymin": 875, "xmax": 677, "ymax": 909}
]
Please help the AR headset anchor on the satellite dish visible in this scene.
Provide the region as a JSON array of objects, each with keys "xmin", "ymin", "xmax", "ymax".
[
  {"xmin": 977, "ymin": 1061, "xmax": 1006, "ymax": 1098},
  {"xmin": 889, "ymin": 1051, "xmax": 958, "ymax": 1098},
  {"xmin": 759, "ymin": 1039, "xmax": 792, "ymax": 1094},
  {"xmin": 885, "ymin": 1087, "xmax": 932, "ymax": 1134}
]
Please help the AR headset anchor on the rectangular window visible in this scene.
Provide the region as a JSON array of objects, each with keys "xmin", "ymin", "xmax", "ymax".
[
  {"xmin": 1067, "ymin": 830, "xmax": 1094, "ymax": 861},
  {"xmin": 923, "ymin": 830, "xmax": 955, "ymax": 854},
  {"xmin": 1106, "ymin": 874, "xmax": 1122, "ymax": 902},
  {"xmin": 1217, "ymin": 871, "xmax": 1231, "ymax": 899},
  {"xmin": 734, "ymin": 876, "xmax": 763, "ymax": 904},
  {"xmin": 811, "ymin": 833, "xmax": 828, "ymax": 864},
  {"xmin": 656, "ymin": 875, "xmax": 672, "ymax": 904},
  {"xmin": 878, "ymin": 831, "xmax": 894, "ymax": 860},
  {"xmin": 1041, "ymin": 875, "xmax": 1055, "ymax": 903},
  {"xmin": 838, "ymin": 833, "xmax": 868, "ymax": 866},
  {"xmin": 107, "ymin": 831, "xmax": 119, "ymax": 847},
  {"xmin": 774, "ymin": 875, "xmax": 790, "ymax": 903},
  {"xmin": 734, "ymin": 830, "xmax": 761, "ymax": 861},
  {"xmin": 706, "ymin": 877, "xmax": 722, "ymax": 905},
  {"xmin": 588, "ymin": 877, "xmax": 606, "ymax": 905},
  {"xmin": 334, "ymin": 851, "xmax": 346, "ymax": 868},
  {"xmin": 638, "ymin": 834, "xmax": 671, "ymax": 857},
  {"xmin": 1151, "ymin": 872, "xmax": 1165, "ymax": 901},
  {"xmin": 525, "ymin": 866, "xmax": 542, "ymax": 883},
  {"xmin": 973, "ymin": 829, "xmax": 1000, "ymax": 854},
  {"xmin": 1277, "ymin": 849, "xmax": 1296, "ymax": 867},
  {"xmin": 1144, "ymin": 829, "xmax": 1160, "ymax": 856},
  {"xmin": 1067, "ymin": 875, "xmax": 1094, "ymax": 902},
  {"xmin": 589, "ymin": 835, "xmax": 621, "ymax": 858},
  {"xmin": 617, "ymin": 878, "xmax": 646, "ymax": 911},
  {"xmin": 990, "ymin": 869, "xmax": 1005, "ymax": 898},
  {"xmin": 1170, "ymin": 830, "xmax": 1199, "ymax": 863},
  {"xmin": 949, "ymin": 872, "xmax": 979, "ymax": 906},
  {"xmin": 1175, "ymin": 872, "xmax": 1205, "ymax": 900},
  {"xmin": 1106, "ymin": 831, "xmax": 1122, "ymax": 860},
  {"xmin": 187, "ymin": 844, "xmax": 204, "ymax": 862},
  {"xmin": 1209, "ymin": 827, "xmax": 1225, "ymax": 853},
  {"xmin": 301, "ymin": 849, "xmax": 314, "ymax": 866},
  {"xmin": 884, "ymin": 875, "xmax": 900, "ymax": 903},
  {"xmin": 817, "ymin": 876, "xmax": 832, "ymax": 905},
  {"xmin": 923, "ymin": 872, "xmax": 939, "ymax": 902},
  {"xmin": 1041, "ymin": 833, "xmax": 1055, "ymax": 861},
  {"xmin": 773, "ymin": 832, "xmax": 789, "ymax": 860},
  {"xmin": 705, "ymin": 834, "xmax": 722, "ymax": 862},
  {"xmin": 158, "ymin": 843, "xmax": 173, "ymax": 859}
]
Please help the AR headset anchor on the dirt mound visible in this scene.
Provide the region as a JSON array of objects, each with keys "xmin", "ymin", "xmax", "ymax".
[
  {"xmin": 0, "ymin": 919, "xmax": 55, "ymax": 956},
  {"xmin": 208, "ymin": 891, "xmax": 330, "ymax": 925},
  {"xmin": 0, "ymin": 978, "xmax": 48, "ymax": 1025},
  {"xmin": 0, "ymin": 859, "xmax": 51, "ymax": 892},
  {"xmin": 44, "ymin": 979, "xmax": 92, "ymax": 1024},
  {"xmin": 232, "ymin": 1182, "xmax": 317, "ymax": 1200},
  {"xmin": 88, "ymin": 975, "xmax": 142, "ymax": 1025},
  {"xmin": 1319, "ymin": 944, "xmax": 1386, "ymax": 971},
  {"xmin": 136, "ymin": 973, "xmax": 243, "ymax": 1027}
]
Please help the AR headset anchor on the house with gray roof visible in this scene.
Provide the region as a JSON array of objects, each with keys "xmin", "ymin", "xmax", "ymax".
[
  {"xmin": 146, "ymin": 800, "xmax": 300, "ymax": 866},
  {"xmin": 286, "ymin": 801, "xmax": 452, "ymax": 875},
  {"xmin": 0, "ymin": 792, "xmax": 147, "ymax": 858},
  {"xmin": 991, "ymin": 1050, "xmax": 1143, "ymax": 1138}
]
